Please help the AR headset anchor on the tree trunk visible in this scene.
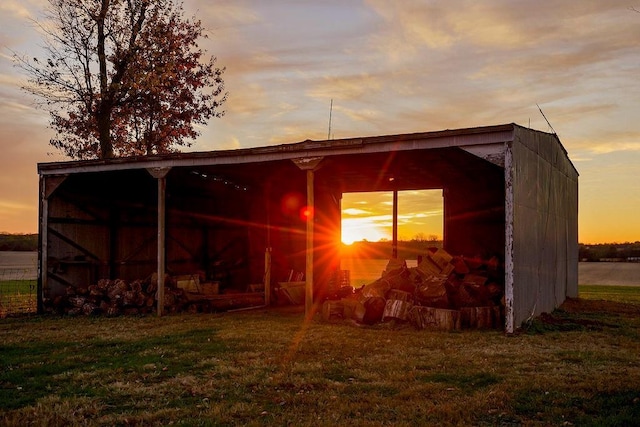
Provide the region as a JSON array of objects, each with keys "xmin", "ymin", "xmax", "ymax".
[
  {"xmin": 97, "ymin": 0, "xmax": 113, "ymax": 159},
  {"xmin": 97, "ymin": 105, "xmax": 114, "ymax": 159}
]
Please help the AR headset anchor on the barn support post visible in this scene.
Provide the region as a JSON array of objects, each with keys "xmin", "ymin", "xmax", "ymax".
[
  {"xmin": 157, "ymin": 176, "xmax": 166, "ymax": 317},
  {"xmin": 108, "ymin": 207, "xmax": 118, "ymax": 280},
  {"xmin": 264, "ymin": 247, "xmax": 272, "ymax": 305},
  {"xmin": 147, "ymin": 167, "xmax": 171, "ymax": 317},
  {"xmin": 38, "ymin": 176, "xmax": 48, "ymax": 315},
  {"xmin": 305, "ymin": 169, "xmax": 315, "ymax": 316},
  {"xmin": 392, "ymin": 190, "xmax": 398, "ymax": 259},
  {"xmin": 264, "ymin": 181, "xmax": 272, "ymax": 306},
  {"xmin": 504, "ymin": 143, "xmax": 515, "ymax": 334},
  {"xmin": 292, "ymin": 157, "xmax": 324, "ymax": 319},
  {"xmin": 38, "ymin": 174, "xmax": 67, "ymax": 314}
]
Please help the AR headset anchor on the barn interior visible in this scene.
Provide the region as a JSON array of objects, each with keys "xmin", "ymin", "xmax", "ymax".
[{"xmin": 41, "ymin": 144, "xmax": 505, "ymax": 307}]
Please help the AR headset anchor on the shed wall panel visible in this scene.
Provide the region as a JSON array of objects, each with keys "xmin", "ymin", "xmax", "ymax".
[{"xmin": 511, "ymin": 128, "xmax": 578, "ymax": 327}]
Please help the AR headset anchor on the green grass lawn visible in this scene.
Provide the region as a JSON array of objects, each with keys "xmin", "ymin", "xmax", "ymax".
[
  {"xmin": 0, "ymin": 280, "xmax": 36, "ymax": 316},
  {"xmin": 0, "ymin": 279, "xmax": 35, "ymax": 294},
  {"xmin": 579, "ymin": 284, "xmax": 640, "ymax": 304},
  {"xmin": 1, "ymin": 296, "xmax": 639, "ymax": 426}
]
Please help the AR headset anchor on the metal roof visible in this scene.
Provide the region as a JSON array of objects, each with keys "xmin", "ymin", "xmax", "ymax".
[{"xmin": 37, "ymin": 123, "xmax": 524, "ymax": 175}]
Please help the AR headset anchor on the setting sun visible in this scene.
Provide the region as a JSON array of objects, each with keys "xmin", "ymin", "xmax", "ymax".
[
  {"xmin": 340, "ymin": 190, "xmax": 443, "ymax": 245},
  {"xmin": 341, "ymin": 218, "xmax": 390, "ymax": 244}
]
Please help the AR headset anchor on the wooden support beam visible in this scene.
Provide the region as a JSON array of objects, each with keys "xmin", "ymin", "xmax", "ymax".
[
  {"xmin": 108, "ymin": 207, "xmax": 118, "ymax": 279},
  {"xmin": 292, "ymin": 157, "xmax": 324, "ymax": 171},
  {"xmin": 264, "ymin": 247, "xmax": 272, "ymax": 305},
  {"xmin": 157, "ymin": 175, "xmax": 166, "ymax": 317},
  {"xmin": 392, "ymin": 190, "xmax": 398, "ymax": 259},
  {"xmin": 47, "ymin": 228, "xmax": 101, "ymax": 261},
  {"xmin": 43, "ymin": 174, "xmax": 68, "ymax": 199},
  {"xmin": 39, "ymin": 174, "xmax": 68, "ymax": 314},
  {"xmin": 292, "ymin": 157, "xmax": 324, "ymax": 319},
  {"xmin": 504, "ymin": 143, "xmax": 514, "ymax": 334},
  {"xmin": 147, "ymin": 167, "xmax": 171, "ymax": 317},
  {"xmin": 38, "ymin": 176, "xmax": 47, "ymax": 314},
  {"xmin": 305, "ymin": 169, "xmax": 314, "ymax": 317}
]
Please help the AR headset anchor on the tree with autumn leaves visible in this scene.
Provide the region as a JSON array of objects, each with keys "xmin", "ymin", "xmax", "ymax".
[{"xmin": 17, "ymin": 0, "xmax": 226, "ymax": 159}]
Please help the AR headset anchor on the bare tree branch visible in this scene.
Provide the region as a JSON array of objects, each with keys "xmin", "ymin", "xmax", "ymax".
[{"xmin": 15, "ymin": 0, "xmax": 226, "ymax": 159}]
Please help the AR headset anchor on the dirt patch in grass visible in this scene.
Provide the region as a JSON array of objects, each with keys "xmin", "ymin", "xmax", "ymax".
[
  {"xmin": 533, "ymin": 311, "xmax": 612, "ymax": 332},
  {"xmin": 560, "ymin": 297, "xmax": 640, "ymax": 317},
  {"xmin": 523, "ymin": 298, "xmax": 640, "ymax": 334}
]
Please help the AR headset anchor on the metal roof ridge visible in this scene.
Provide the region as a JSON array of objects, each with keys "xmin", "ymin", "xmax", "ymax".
[{"xmin": 37, "ymin": 123, "xmax": 525, "ymax": 173}]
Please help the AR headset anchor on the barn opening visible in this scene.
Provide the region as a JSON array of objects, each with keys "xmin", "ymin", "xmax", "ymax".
[{"xmin": 340, "ymin": 189, "xmax": 444, "ymax": 246}]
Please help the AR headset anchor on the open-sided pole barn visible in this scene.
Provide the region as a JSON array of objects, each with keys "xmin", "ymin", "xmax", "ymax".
[{"xmin": 37, "ymin": 123, "xmax": 578, "ymax": 333}]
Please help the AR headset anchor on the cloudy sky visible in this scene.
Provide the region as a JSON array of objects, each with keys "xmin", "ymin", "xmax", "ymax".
[{"xmin": 1, "ymin": 0, "xmax": 639, "ymax": 244}]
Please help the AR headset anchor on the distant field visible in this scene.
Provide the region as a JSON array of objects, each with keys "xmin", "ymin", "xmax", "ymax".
[
  {"xmin": 2, "ymin": 253, "xmax": 638, "ymax": 287},
  {"xmin": 343, "ymin": 258, "xmax": 640, "ymax": 287},
  {"xmin": 578, "ymin": 262, "xmax": 640, "ymax": 286},
  {"xmin": 0, "ymin": 251, "xmax": 37, "ymax": 281}
]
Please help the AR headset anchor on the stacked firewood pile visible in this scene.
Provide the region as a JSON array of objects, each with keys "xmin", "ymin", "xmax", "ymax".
[
  {"xmin": 44, "ymin": 274, "xmax": 190, "ymax": 316},
  {"xmin": 323, "ymin": 248, "xmax": 504, "ymax": 330}
]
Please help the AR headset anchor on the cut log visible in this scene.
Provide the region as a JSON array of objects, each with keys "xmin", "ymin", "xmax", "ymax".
[
  {"xmin": 475, "ymin": 306, "xmax": 493, "ymax": 329},
  {"xmin": 47, "ymin": 272, "xmax": 275, "ymax": 317},
  {"xmin": 322, "ymin": 300, "xmax": 344, "ymax": 322},
  {"xmin": 201, "ymin": 282, "xmax": 220, "ymax": 295},
  {"xmin": 82, "ymin": 302, "xmax": 98, "ymax": 316},
  {"xmin": 410, "ymin": 306, "xmax": 461, "ymax": 331},
  {"xmin": 430, "ymin": 248, "xmax": 453, "ymax": 269},
  {"xmin": 464, "ymin": 256, "xmax": 484, "ymax": 270},
  {"xmin": 463, "ymin": 274, "xmax": 488, "ymax": 286},
  {"xmin": 461, "ymin": 306, "xmax": 500, "ymax": 329},
  {"xmin": 105, "ymin": 304, "xmax": 120, "ymax": 317},
  {"xmin": 69, "ymin": 296, "xmax": 86, "ymax": 308},
  {"xmin": 360, "ymin": 279, "xmax": 391, "ymax": 299},
  {"xmin": 362, "ymin": 297, "xmax": 386, "ymax": 325},
  {"xmin": 386, "ymin": 289, "xmax": 413, "ymax": 303},
  {"xmin": 414, "ymin": 275, "xmax": 449, "ymax": 308},
  {"xmin": 176, "ymin": 274, "xmax": 200, "ymax": 293},
  {"xmin": 384, "ymin": 258, "xmax": 407, "ymax": 275},
  {"xmin": 97, "ymin": 279, "xmax": 110, "ymax": 291},
  {"xmin": 492, "ymin": 306, "xmax": 503, "ymax": 329},
  {"xmin": 452, "ymin": 257, "xmax": 470, "ymax": 275},
  {"xmin": 88, "ymin": 285, "xmax": 103, "ymax": 298},
  {"xmin": 123, "ymin": 290, "xmax": 137, "ymax": 306},
  {"xmin": 417, "ymin": 257, "xmax": 441, "ymax": 276},
  {"xmin": 130, "ymin": 280, "xmax": 143, "ymax": 293},
  {"xmin": 278, "ymin": 281, "xmax": 305, "ymax": 305},
  {"xmin": 342, "ymin": 298, "xmax": 366, "ymax": 322},
  {"xmin": 383, "ymin": 299, "xmax": 413, "ymax": 321}
]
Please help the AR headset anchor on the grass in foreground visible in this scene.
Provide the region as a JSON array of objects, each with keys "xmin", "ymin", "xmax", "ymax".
[
  {"xmin": 579, "ymin": 284, "xmax": 640, "ymax": 304},
  {"xmin": 0, "ymin": 280, "xmax": 36, "ymax": 316},
  {"xmin": 1, "ymin": 298, "xmax": 639, "ymax": 426}
]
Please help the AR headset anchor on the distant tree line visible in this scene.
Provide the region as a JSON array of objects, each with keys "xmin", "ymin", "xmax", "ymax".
[
  {"xmin": 579, "ymin": 242, "xmax": 640, "ymax": 261},
  {"xmin": 0, "ymin": 234, "xmax": 38, "ymax": 251},
  {"xmin": 341, "ymin": 239, "xmax": 443, "ymax": 260},
  {"xmin": 3, "ymin": 232, "xmax": 639, "ymax": 260},
  {"xmin": 343, "ymin": 239, "xmax": 640, "ymax": 262}
]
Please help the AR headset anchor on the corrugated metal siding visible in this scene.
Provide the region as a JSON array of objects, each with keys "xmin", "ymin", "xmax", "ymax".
[{"xmin": 510, "ymin": 128, "xmax": 579, "ymax": 327}]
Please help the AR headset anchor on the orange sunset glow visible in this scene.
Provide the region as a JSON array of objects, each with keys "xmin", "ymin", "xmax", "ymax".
[
  {"xmin": 341, "ymin": 190, "xmax": 444, "ymax": 245},
  {"xmin": 2, "ymin": 2, "xmax": 640, "ymax": 244}
]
